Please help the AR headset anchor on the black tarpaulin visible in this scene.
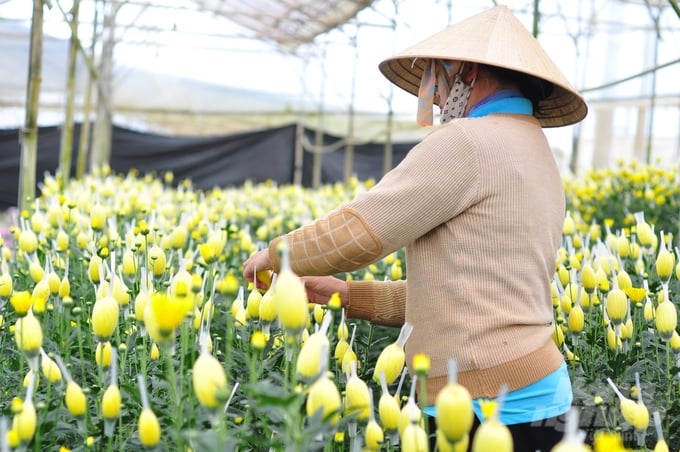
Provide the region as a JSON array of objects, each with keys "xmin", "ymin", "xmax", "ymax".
[{"xmin": 0, "ymin": 123, "xmax": 415, "ymax": 210}]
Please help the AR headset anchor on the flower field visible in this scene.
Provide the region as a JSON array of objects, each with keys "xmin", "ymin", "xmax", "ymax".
[{"xmin": 0, "ymin": 160, "xmax": 679, "ymax": 451}]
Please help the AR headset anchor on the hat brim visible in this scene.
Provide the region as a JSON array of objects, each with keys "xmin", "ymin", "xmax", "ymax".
[{"xmin": 378, "ymin": 6, "xmax": 588, "ymax": 128}]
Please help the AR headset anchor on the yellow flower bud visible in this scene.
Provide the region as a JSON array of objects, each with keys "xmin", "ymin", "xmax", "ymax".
[
  {"xmin": 41, "ymin": 352, "xmax": 62, "ymax": 383},
  {"xmin": 18, "ymin": 229, "xmax": 38, "ymax": 254},
  {"xmin": 10, "ymin": 290, "xmax": 32, "ymax": 316},
  {"xmin": 563, "ymin": 212, "xmax": 575, "ymax": 235},
  {"xmin": 95, "ymin": 341, "xmax": 113, "ymax": 368},
  {"xmin": 147, "ymin": 245, "xmax": 166, "ymax": 277},
  {"xmin": 0, "ymin": 272, "xmax": 13, "ymax": 298},
  {"xmin": 607, "ymin": 325, "xmax": 622, "ymax": 352},
  {"xmin": 606, "ymin": 286, "xmax": 628, "ymax": 326},
  {"xmin": 378, "ymin": 387, "xmax": 401, "ymax": 432},
  {"xmin": 251, "ymin": 331, "xmax": 267, "ymax": 351},
  {"xmin": 258, "ymin": 286, "xmax": 277, "ymax": 324},
  {"xmin": 296, "ymin": 315, "xmax": 331, "ymax": 380},
  {"xmin": 273, "ymin": 265, "xmax": 309, "ymax": 333},
  {"xmin": 373, "ymin": 323, "xmax": 413, "ymax": 385},
  {"xmin": 90, "ymin": 204, "xmax": 107, "ymax": 231},
  {"xmin": 88, "ymin": 255, "xmax": 102, "ymax": 284},
  {"xmin": 65, "ymin": 381, "xmax": 87, "ymax": 417},
  {"xmin": 14, "ymin": 311, "xmax": 42, "ymax": 355},
  {"xmin": 29, "ymin": 260, "xmax": 44, "ymax": 284},
  {"xmin": 436, "ymin": 430, "xmax": 469, "ymax": 452},
  {"xmin": 149, "ymin": 343, "xmax": 160, "ymax": 361},
  {"xmin": 344, "ymin": 367, "xmax": 370, "ymax": 421},
  {"xmin": 567, "ymin": 304, "xmax": 585, "ymax": 335},
  {"xmin": 55, "ymin": 228, "xmax": 69, "ymax": 252},
  {"xmin": 581, "ymin": 263, "xmax": 596, "ymax": 294},
  {"xmin": 655, "ymin": 300, "xmax": 677, "ymax": 341},
  {"xmin": 102, "ymin": 384, "xmax": 122, "ymax": 420},
  {"xmin": 306, "ymin": 374, "xmax": 341, "ymax": 425},
  {"xmin": 656, "ymin": 244, "xmax": 675, "ymax": 282},
  {"xmin": 400, "ymin": 422, "xmax": 428, "ymax": 451},
  {"xmin": 634, "ymin": 212, "xmax": 654, "ymax": 247},
  {"xmin": 138, "ymin": 408, "xmax": 161, "ymax": 447},
  {"xmin": 122, "ymin": 249, "xmax": 137, "ymax": 277},
  {"xmin": 435, "ymin": 360, "xmax": 473, "ymax": 443},
  {"xmin": 192, "ymin": 350, "xmax": 228, "ymax": 409},
  {"xmin": 414, "ymin": 354, "xmax": 431, "ymax": 377},
  {"xmin": 471, "ymin": 401, "xmax": 512, "ymax": 452},
  {"xmin": 12, "ymin": 400, "xmax": 37, "ymax": 443},
  {"xmin": 334, "ymin": 337, "xmax": 349, "ymax": 364},
  {"xmin": 91, "ymin": 295, "xmax": 119, "ymax": 342},
  {"xmin": 364, "ymin": 417, "xmax": 384, "ymax": 450},
  {"xmin": 169, "ymin": 225, "xmax": 188, "ymax": 250},
  {"xmin": 245, "ymin": 287, "xmax": 262, "ymax": 320}
]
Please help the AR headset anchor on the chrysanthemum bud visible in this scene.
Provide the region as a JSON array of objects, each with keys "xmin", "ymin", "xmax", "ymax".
[
  {"xmin": 655, "ymin": 233, "xmax": 674, "ymax": 282},
  {"xmin": 90, "ymin": 204, "xmax": 107, "ymax": 231},
  {"xmin": 0, "ymin": 272, "xmax": 13, "ymax": 298},
  {"xmin": 655, "ymin": 300, "xmax": 677, "ymax": 341},
  {"xmin": 65, "ymin": 381, "xmax": 87, "ymax": 418},
  {"xmin": 471, "ymin": 400, "xmax": 512, "ymax": 452},
  {"xmin": 138, "ymin": 408, "xmax": 161, "ymax": 447},
  {"xmin": 10, "ymin": 290, "xmax": 32, "ymax": 316},
  {"xmin": 437, "ymin": 430, "xmax": 469, "ymax": 452},
  {"xmin": 147, "ymin": 245, "xmax": 166, "ymax": 277},
  {"xmin": 607, "ymin": 377, "xmax": 648, "ymax": 431},
  {"xmin": 373, "ymin": 323, "xmax": 413, "ymax": 385},
  {"xmin": 273, "ymin": 243, "xmax": 309, "ymax": 332},
  {"xmin": 581, "ymin": 263, "xmax": 596, "ymax": 294},
  {"xmin": 296, "ymin": 312, "xmax": 332, "ymax": 380},
  {"xmin": 88, "ymin": 255, "xmax": 102, "ymax": 284},
  {"xmin": 95, "ymin": 341, "xmax": 113, "ymax": 368},
  {"xmin": 344, "ymin": 363, "xmax": 370, "ymax": 421},
  {"xmin": 400, "ymin": 422, "xmax": 428, "ymax": 451},
  {"xmin": 634, "ymin": 212, "xmax": 654, "ymax": 247},
  {"xmin": 568, "ymin": 304, "xmax": 585, "ymax": 335},
  {"xmin": 606, "ymin": 284, "xmax": 628, "ymax": 326},
  {"xmin": 40, "ymin": 350, "xmax": 62, "ymax": 383},
  {"xmin": 12, "ymin": 400, "xmax": 37, "ymax": 443},
  {"xmin": 102, "ymin": 384, "xmax": 122, "ymax": 420},
  {"xmin": 18, "ymin": 229, "xmax": 38, "ymax": 254},
  {"xmin": 245, "ymin": 286, "xmax": 262, "ymax": 320},
  {"xmin": 436, "ymin": 360, "xmax": 473, "ymax": 443},
  {"xmin": 563, "ymin": 211, "xmax": 575, "ymax": 236},
  {"xmin": 92, "ymin": 294, "xmax": 119, "ymax": 342},
  {"xmin": 258, "ymin": 285, "xmax": 277, "ymax": 324},
  {"xmin": 15, "ymin": 310, "xmax": 42, "ymax": 355},
  {"xmin": 192, "ymin": 348, "xmax": 228, "ymax": 409}
]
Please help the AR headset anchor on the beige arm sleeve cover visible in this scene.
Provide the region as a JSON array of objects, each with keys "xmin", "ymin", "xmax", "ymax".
[
  {"xmin": 346, "ymin": 280, "xmax": 406, "ymax": 328},
  {"xmin": 268, "ymin": 207, "xmax": 383, "ymax": 276}
]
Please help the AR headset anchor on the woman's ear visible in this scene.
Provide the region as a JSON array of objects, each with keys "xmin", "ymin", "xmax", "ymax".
[{"xmin": 462, "ymin": 63, "xmax": 479, "ymax": 84}]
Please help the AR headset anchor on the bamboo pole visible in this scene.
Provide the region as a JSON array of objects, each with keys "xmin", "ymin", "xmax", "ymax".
[
  {"xmin": 77, "ymin": 0, "xmax": 101, "ymax": 179},
  {"xmin": 90, "ymin": 0, "xmax": 118, "ymax": 170},
  {"xmin": 58, "ymin": 0, "xmax": 80, "ymax": 187},
  {"xmin": 18, "ymin": 0, "xmax": 44, "ymax": 212}
]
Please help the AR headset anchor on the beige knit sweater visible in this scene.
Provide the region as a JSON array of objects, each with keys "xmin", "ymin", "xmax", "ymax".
[{"xmin": 269, "ymin": 114, "xmax": 566, "ymax": 405}]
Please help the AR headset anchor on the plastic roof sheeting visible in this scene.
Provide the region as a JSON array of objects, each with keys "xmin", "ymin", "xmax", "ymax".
[{"xmin": 194, "ymin": 0, "xmax": 375, "ymax": 50}]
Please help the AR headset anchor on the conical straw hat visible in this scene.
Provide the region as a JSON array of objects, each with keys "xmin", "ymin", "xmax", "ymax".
[{"xmin": 378, "ymin": 5, "xmax": 587, "ymax": 127}]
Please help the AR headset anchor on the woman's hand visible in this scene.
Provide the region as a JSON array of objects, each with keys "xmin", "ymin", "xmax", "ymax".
[
  {"xmin": 302, "ymin": 275, "xmax": 349, "ymax": 307},
  {"xmin": 242, "ymin": 248, "xmax": 272, "ymax": 289}
]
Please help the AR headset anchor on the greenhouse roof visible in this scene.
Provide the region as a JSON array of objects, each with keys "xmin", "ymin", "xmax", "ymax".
[{"xmin": 193, "ymin": 0, "xmax": 375, "ymax": 50}]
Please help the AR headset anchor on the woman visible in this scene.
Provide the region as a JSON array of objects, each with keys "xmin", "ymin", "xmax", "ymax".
[{"xmin": 244, "ymin": 5, "xmax": 587, "ymax": 451}]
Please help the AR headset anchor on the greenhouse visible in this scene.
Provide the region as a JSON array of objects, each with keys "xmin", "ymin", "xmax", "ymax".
[{"xmin": 1, "ymin": 0, "xmax": 680, "ymax": 451}]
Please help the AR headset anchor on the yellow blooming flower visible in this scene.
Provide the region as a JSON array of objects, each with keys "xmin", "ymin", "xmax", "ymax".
[{"xmin": 10, "ymin": 290, "xmax": 32, "ymax": 316}]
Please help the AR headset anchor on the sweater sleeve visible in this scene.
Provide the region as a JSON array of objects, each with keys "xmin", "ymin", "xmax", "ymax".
[{"xmin": 346, "ymin": 279, "xmax": 406, "ymax": 328}]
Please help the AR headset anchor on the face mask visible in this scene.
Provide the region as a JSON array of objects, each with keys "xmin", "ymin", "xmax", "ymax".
[{"xmin": 440, "ymin": 67, "xmax": 476, "ymax": 124}]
